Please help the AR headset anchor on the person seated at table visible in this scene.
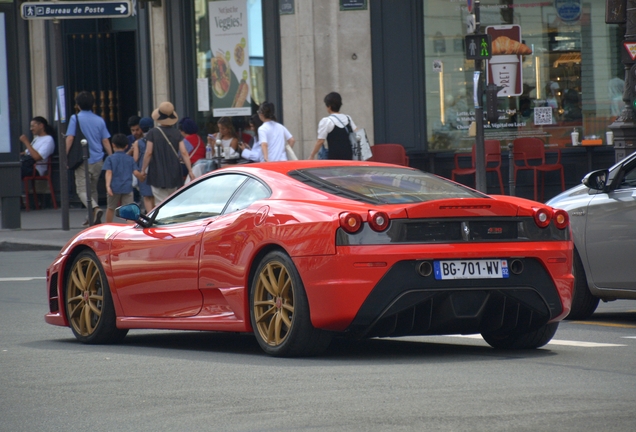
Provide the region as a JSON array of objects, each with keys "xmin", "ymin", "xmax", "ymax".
[
  {"xmin": 238, "ymin": 114, "xmax": 264, "ymax": 162},
  {"xmin": 208, "ymin": 117, "xmax": 240, "ymax": 159},
  {"xmin": 20, "ymin": 116, "xmax": 56, "ymax": 179}
]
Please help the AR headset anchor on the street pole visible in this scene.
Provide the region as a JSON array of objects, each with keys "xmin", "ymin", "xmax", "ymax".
[
  {"xmin": 81, "ymin": 139, "xmax": 93, "ymax": 226},
  {"xmin": 473, "ymin": 1, "xmax": 487, "ymax": 193},
  {"xmin": 50, "ymin": 19, "xmax": 70, "ymax": 230}
]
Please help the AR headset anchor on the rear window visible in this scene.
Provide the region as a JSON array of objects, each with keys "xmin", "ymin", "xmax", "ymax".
[{"xmin": 290, "ymin": 166, "xmax": 484, "ymax": 204}]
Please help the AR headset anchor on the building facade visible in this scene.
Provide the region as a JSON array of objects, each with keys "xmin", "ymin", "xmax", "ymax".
[{"xmin": 1, "ymin": 0, "xmax": 624, "ymax": 226}]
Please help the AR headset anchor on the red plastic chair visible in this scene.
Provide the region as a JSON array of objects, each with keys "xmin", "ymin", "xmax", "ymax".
[
  {"xmin": 513, "ymin": 137, "xmax": 565, "ymax": 201},
  {"xmin": 368, "ymin": 144, "xmax": 409, "ymax": 166},
  {"xmin": 23, "ymin": 159, "xmax": 58, "ymax": 211},
  {"xmin": 451, "ymin": 140, "xmax": 504, "ymax": 194}
]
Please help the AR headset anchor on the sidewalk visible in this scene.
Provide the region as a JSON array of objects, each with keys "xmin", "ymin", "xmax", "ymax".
[{"xmin": 0, "ymin": 207, "xmax": 90, "ymax": 250}]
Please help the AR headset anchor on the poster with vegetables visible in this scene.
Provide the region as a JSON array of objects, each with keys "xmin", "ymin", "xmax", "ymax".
[{"xmin": 208, "ymin": 0, "xmax": 251, "ymax": 117}]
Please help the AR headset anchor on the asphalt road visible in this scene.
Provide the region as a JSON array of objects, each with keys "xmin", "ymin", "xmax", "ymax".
[{"xmin": 1, "ymin": 250, "xmax": 635, "ymax": 432}]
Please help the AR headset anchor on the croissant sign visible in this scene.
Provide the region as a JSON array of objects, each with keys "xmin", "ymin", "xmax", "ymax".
[{"xmin": 486, "ymin": 25, "xmax": 530, "ymax": 97}]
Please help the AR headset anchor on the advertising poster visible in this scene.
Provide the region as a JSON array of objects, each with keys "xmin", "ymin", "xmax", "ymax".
[
  {"xmin": 485, "ymin": 24, "xmax": 532, "ymax": 97},
  {"xmin": 208, "ymin": 0, "xmax": 251, "ymax": 117}
]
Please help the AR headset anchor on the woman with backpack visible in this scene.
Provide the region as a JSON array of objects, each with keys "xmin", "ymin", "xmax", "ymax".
[{"xmin": 309, "ymin": 92, "xmax": 358, "ymax": 160}]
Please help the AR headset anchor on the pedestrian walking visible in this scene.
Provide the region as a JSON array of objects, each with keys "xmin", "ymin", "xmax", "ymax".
[
  {"xmin": 309, "ymin": 92, "xmax": 358, "ymax": 160},
  {"xmin": 140, "ymin": 102, "xmax": 194, "ymax": 205},
  {"xmin": 20, "ymin": 116, "xmax": 56, "ymax": 179},
  {"xmin": 132, "ymin": 116, "xmax": 155, "ymax": 213},
  {"xmin": 257, "ymin": 102, "xmax": 295, "ymax": 162},
  {"xmin": 65, "ymin": 91, "xmax": 112, "ymax": 225},
  {"xmin": 102, "ymin": 133, "xmax": 143, "ymax": 223}
]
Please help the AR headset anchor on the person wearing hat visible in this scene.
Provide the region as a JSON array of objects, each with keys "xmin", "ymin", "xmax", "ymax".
[
  {"xmin": 140, "ymin": 102, "xmax": 194, "ymax": 204},
  {"xmin": 131, "ymin": 116, "xmax": 155, "ymax": 213}
]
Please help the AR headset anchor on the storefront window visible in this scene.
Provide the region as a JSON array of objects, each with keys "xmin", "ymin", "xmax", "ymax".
[
  {"xmin": 194, "ymin": 0, "xmax": 264, "ymax": 135},
  {"xmin": 424, "ymin": 1, "xmax": 623, "ymax": 152}
]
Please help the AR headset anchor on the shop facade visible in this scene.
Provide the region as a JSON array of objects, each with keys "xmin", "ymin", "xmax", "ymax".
[
  {"xmin": 4, "ymin": 1, "xmax": 627, "ymax": 226},
  {"xmin": 372, "ymin": 0, "xmax": 620, "ymax": 196}
]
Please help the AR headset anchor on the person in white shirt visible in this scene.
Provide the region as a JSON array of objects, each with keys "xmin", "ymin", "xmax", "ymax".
[
  {"xmin": 20, "ymin": 116, "xmax": 56, "ymax": 178},
  {"xmin": 239, "ymin": 114, "xmax": 264, "ymax": 162},
  {"xmin": 309, "ymin": 92, "xmax": 358, "ymax": 160},
  {"xmin": 257, "ymin": 102, "xmax": 295, "ymax": 162}
]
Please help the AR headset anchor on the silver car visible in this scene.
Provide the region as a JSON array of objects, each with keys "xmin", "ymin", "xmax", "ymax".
[{"xmin": 547, "ymin": 151, "xmax": 636, "ymax": 319}]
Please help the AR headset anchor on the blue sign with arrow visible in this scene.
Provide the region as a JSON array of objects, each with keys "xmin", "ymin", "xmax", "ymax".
[{"xmin": 21, "ymin": 1, "xmax": 131, "ymax": 20}]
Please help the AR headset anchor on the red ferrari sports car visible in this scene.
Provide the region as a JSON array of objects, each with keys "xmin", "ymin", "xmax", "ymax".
[{"xmin": 45, "ymin": 161, "xmax": 573, "ymax": 356}]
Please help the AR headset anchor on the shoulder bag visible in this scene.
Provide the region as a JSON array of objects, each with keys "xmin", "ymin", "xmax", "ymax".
[{"xmin": 67, "ymin": 114, "xmax": 88, "ymax": 170}]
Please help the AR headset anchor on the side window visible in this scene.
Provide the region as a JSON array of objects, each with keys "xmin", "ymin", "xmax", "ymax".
[
  {"xmin": 153, "ymin": 174, "xmax": 248, "ymax": 225},
  {"xmin": 619, "ymin": 163, "xmax": 636, "ymax": 189},
  {"xmin": 224, "ymin": 178, "xmax": 271, "ymax": 214}
]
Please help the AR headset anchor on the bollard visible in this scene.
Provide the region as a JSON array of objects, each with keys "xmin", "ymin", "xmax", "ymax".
[{"xmin": 81, "ymin": 139, "xmax": 93, "ymax": 226}]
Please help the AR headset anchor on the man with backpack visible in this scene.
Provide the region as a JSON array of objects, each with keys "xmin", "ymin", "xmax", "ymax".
[{"xmin": 309, "ymin": 92, "xmax": 358, "ymax": 160}]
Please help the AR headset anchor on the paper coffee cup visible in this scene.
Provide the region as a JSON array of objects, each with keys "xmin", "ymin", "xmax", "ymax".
[
  {"xmin": 490, "ymin": 55, "xmax": 519, "ymax": 96},
  {"xmin": 606, "ymin": 131, "xmax": 614, "ymax": 145},
  {"xmin": 571, "ymin": 131, "xmax": 579, "ymax": 146}
]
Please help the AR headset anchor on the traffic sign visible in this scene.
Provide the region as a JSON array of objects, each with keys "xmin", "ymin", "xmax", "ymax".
[
  {"xmin": 21, "ymin": 1, "xmax": 131, "ymax": 20},
  {"xmin": 465, "ymin": 34, "xmax": 491, "ymax": 60}
]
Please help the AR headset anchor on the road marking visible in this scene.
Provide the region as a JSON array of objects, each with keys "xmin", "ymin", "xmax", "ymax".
[
  {"xmin": 0, "ymin": 277, "xmax": 46, "ymax": 282},
  {"xmin": 622, "ymin": 336, "xmax": 636, "ymax": 339},
  {"xmin": 572, "ymin": 321, "xmax": 636, "ymax": 329},
  {"xmin": 446, "ymin": 334, "xmax": 626, "ymax": 347}
]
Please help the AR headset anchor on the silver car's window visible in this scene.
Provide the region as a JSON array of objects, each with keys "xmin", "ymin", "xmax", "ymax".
[
  {"xmin": 619, "ymin": 162, "xmax": 636, "ymax": 189},
  {"xmin": 153, "ymin": 174, "xmax": 248, "ymax": 225},
  {"xmin": 224, "ymin": 178, "xmax": 270, "ymax": 214}
]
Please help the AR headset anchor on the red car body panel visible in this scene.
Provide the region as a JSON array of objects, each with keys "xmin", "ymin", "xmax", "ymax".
[{"xmin": 45, "ymin": 160, "xmax": 574, "ymax": 339}]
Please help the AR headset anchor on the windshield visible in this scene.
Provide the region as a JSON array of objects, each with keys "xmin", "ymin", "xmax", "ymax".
[{"xmin": 292, "ymin": 166, "xmax": 485, "ymax": 204}]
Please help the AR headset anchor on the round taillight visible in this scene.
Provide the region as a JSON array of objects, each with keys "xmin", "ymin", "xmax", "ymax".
[
  {"xmin": 339, "ymin": 212, "xmax": 363, "ymax": 234},
  {"xmin": 533, "ymin": 207, "xmax": 551, "ymax": 228},
  {"xmin": 553, "ymin": 209, "xmax": 569, "ymax": 230},
  {"xmin": 368, "ymin": 210, "xmax": 390, "ymax": 232}
]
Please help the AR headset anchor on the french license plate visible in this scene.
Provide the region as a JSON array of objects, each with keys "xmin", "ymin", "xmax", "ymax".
[{"xmin": 434, "ymin": 259, "xmax": 509, "ymax": 280}]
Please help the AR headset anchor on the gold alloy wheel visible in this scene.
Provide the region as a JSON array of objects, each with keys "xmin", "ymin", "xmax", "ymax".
[
  {"xmin": 253, "ymin": 261, "xmax": 295, "ymax": 346},
  {"xmin": 66, "ymin": 256, "xmax": 104, "ymax": 337}
]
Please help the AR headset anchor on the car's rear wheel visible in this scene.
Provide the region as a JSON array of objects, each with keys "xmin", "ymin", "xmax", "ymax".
[
  {"xmin": 65, "ymin": 250, "xmax": 127, "ymax": 344},
  {"xmin": 481, "ymin": 322, "xmax": 559, "ymax": 349},
  {"xmin": 565, "ymin": 250, "xmax": 599, "ymax": 320},
  {"xmin": 250, "ymin": 251, "xmax": 331, "ymax": 357}
]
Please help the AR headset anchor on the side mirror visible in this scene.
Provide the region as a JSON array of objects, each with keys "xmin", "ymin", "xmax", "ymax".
[
  {"xmin": 115, "ymin": 203, "xmax": 150, "ymax": 227},
  {"xmin": 582, "ymin": 169, "xmax": 608, "ymax": 191}
]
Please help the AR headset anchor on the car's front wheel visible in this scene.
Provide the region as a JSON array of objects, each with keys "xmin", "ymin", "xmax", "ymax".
[
  {"xmin": 481, "ymin": 322, "xmax": 558, "ymax": 349},
  {"xmin": 65, "ymin": 250, "xmax": 128, "ymax": 344},
  {"xmin": 250, "ymin": 251, "xmax": 331, "ymax": 357},
  {"xmin": 565, "ymin": 250, "xmax": 599, "ymax": 320}
]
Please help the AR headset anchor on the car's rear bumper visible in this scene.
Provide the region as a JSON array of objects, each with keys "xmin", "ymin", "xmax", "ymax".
[{"xmin": 294, "ymin": 241, "xmax": 573, "ymax": 334}]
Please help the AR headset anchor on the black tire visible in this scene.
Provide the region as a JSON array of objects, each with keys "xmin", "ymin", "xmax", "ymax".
[
  {"xmin": 65, "ymin": 250, "xmax": 128, "ymax": 344},
  {"xmin": 482, "ymin": 322, "xmax": 559, "ymax": 350},
  {"xmin": 250, "ymin": 251, "xmax": 332, "ymax": 357},
  {"xmin": 565, "ymin": 250, "xmax": 599, "ymax": 320}
]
